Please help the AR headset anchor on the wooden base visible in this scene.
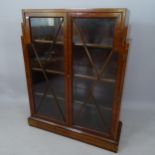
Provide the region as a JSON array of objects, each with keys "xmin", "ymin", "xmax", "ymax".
[{"xmin": 28, "ymin": 116, "xmax": 122, "ymax": 152}]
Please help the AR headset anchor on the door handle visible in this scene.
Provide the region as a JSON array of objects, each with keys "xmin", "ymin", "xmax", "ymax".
[{"xmin": 67, "ymin": 74, "xmax": 71, "ymax": 78}]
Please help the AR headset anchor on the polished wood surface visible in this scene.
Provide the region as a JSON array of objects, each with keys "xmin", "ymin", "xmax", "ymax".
[{"xmin": 21, "ymin": 8, "xmax": 129, "ymax": 152}]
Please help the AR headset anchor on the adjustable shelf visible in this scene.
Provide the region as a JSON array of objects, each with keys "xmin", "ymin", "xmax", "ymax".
[
  {"xmin": 32, "ymin": 67, "xmax": 115, "ymax": 83},
  {"xmin": 32, "ymin": 67, "xmax": 64, "ymax": 75},
  {"xmin": 34, "ymin": 39, "xmax": 112, "ymax": 49}
]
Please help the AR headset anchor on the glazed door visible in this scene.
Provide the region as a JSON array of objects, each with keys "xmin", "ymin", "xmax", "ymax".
[
  {"xmin": 69, "ymin": 13, "xmax": 122, "ymax": 136},
  {"xmin": 25, "ymin": 13, "xmax": 67, "ymax": 124}
]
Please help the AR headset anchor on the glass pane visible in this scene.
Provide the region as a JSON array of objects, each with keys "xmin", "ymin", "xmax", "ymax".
[
  {"xmin": 28, "ymin": 17, "xmax": 65, "ymax": 122},
  {"xmin": 72, "ymin": 18, "xmax": 118, "ymax": 134},
  {"xmin": 73, "ymin": 18, "xmax": 116, "ymax": 46}
]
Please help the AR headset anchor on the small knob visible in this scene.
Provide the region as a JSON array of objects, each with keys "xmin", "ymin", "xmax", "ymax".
[{"xmin": 67, "ymin": 74, "xmax": 70, "ymax": 78}]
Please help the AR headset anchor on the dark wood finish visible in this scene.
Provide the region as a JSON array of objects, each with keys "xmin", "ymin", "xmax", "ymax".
[
  {"xmin": 28, "ymin": 117, "xmax": 122, "ymax": 152},
  {"xmin": 21, "ymin": 8, "xmax": 129, "ymax": 152}
]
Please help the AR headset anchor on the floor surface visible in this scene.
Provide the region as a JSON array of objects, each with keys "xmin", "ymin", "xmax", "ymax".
[{"xmin": 0, "ymin": 98, "xmax": 155, "ymax": 155}]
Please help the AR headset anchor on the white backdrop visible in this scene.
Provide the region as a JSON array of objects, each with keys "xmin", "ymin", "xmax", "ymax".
[
  {"xmin": 0, "ymin": 1, "xmax": 155, "ymax": 155},
  {"xmin": 0, "ymin": 0, "xmax": 155, "ymax": 106}
]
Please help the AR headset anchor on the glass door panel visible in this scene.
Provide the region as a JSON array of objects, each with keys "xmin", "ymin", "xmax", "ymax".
[
  {"xmin": 72, "ymin": 18, "xmax": 119, "ymax": 134},
  {"xmin": 28, "ymin": 17, "xmax": 65, "ymax": 122}
]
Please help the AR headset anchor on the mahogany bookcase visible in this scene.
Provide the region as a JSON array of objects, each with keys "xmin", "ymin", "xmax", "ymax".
[{"xmin": 21, "ymin": 8, "xmax": 129, "ymax": 152}]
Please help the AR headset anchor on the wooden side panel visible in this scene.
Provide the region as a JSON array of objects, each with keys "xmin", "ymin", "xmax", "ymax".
[{"xmin": 21, "ymin": 23, "xmax": 36, "ymax": 115}]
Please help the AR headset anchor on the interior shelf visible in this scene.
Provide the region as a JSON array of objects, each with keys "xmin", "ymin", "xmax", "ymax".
[
  {"xmin": 34, "ymin": 39, "xmax": 112, "ymax": 49},
  {"xmin": 74, "ymin": 73, "xmax": 115, "ymax": 83},
  {"xmin": 31, "ymin": 67, "xmax": 115, "ymax": 83},
  {"xmin": 32, "ymin": 67, "xmax": 64, "ymax": 75}
]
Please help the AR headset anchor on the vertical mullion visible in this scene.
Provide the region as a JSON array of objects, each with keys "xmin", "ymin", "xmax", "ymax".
[
  {"xmin": 68, "ymin": 12, "xmax": 73, "ymax": 126},
  {"xmin": 64, "ymin": 12, "xmax": 72, "ymax": 126},
  {"xmin": 63, "ymin": 13, "xmax": 69, "ymax": 125}
]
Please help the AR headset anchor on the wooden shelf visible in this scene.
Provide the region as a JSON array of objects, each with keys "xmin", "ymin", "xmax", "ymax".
[
  {"xmin": 74, "ymin": 73, "xmax": 115, "ymax": 83},
  {"xmin": 32, "ymin": 67, "xmax": 115, "ymax": 83},
  {"xmin": 34, "ymin": 39, "xmax": 112, "ymax": 49},
  {"xmin": 34, "ymin": 39, "xmax": 63, "ymax": 44},
  {"xmin": 74, "ymin": 42, "xmax": 112, "ymax": 49},
  {"xmin": 32, "ymin": 67, "xmax": 64, "ymax": 75},
  {"xmin": 33, "ymin": 57, "xmax": 63, "ymax": 63}
]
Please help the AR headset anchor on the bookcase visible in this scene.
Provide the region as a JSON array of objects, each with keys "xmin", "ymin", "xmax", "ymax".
[{"xmin": 21, "ymin": 8, "xmax": 129, "ymax": 152}]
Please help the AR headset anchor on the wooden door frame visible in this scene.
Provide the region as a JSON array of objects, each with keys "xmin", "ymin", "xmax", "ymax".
[
  {"xmin": 67, "ymin": 9, "xmax": 127, "ymax": 139},
  {"xmin": 22, "ymin": 11, "xmax": 69, "ymax": 126}
]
